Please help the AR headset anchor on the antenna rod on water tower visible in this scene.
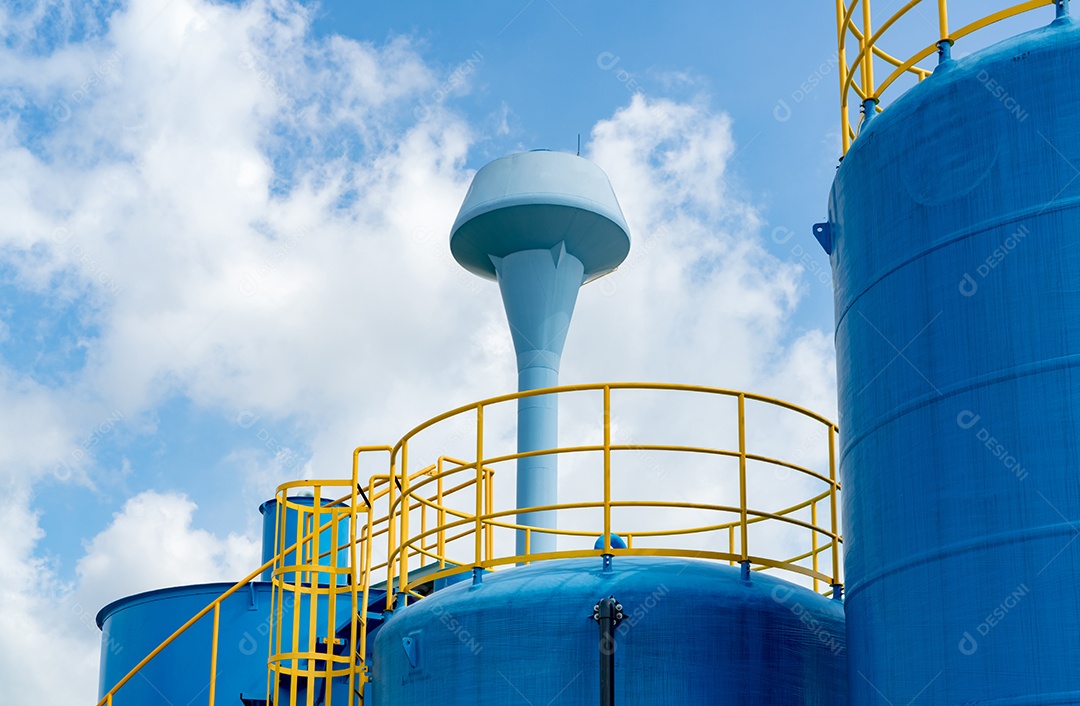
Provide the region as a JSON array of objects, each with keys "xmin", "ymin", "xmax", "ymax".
[{"xmin": 449, "ymin": 150, "xmax": 630, "ymax": 556}]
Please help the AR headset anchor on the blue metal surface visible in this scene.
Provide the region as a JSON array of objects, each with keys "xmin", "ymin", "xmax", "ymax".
[
  {"xmin": 450, "ymin": 152, "xmax": 630, "ymax": 555},
  {"xmin": 371, "ymin": 557, "xmax": 846, "ymax": 705},
  {"xmin": 96, "ymin": 582, "xmax": 273, "ymax": 704},
  {"xmin": 827, "ymin": 15, "xmax": 1080, "ymax": 705}
]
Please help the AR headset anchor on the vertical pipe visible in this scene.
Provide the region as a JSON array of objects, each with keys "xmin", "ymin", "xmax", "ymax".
[
  {"xmin": 595, "ymin": 597, "xmax": 621, "ymax": 706},
  {"xmin": 937, "ymin": 0, "xmax": 949, "ymax": 42},
  {"xmin": 493, "ymin": 246, "xmax": 585, "ymax": 557}
]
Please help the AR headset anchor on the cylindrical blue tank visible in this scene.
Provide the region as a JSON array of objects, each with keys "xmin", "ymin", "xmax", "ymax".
[
  {"xmin": 371, "ymin": 557, "xmax": 846, "ymax": 705},
  {"xmin": 260, "ymin": 496, "xmax": 351, "ymax": 583},
  {"xmin": 96, "ymin": 582, "xmax": 273, "ymax": 704},
  {"xmin": 827, "ymin": 15, "xmax": 1080, "ymax": 705}
]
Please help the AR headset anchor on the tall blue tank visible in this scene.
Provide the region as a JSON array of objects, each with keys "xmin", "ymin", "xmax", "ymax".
[
  {"xmin": 372, "ymin": 557, "xmax": 846, "ymax": 705},
  {"xmin": 826, "ymin": 13, "xmax": 1080, "ymax": 704}
]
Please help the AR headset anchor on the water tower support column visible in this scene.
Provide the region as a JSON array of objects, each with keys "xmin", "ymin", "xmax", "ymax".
[{"xmin": 493, "ymin": 244, "xmax": 585, "ymax": 556}]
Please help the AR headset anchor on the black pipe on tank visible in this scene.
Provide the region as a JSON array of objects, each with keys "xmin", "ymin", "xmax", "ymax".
[{"xmin": 593, "ymin": 596, "xmax": 623, "ymax": 706}]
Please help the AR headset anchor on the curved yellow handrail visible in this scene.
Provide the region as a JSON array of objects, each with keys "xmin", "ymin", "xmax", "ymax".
[
  {"xmin": 377, "ymin": 383, "xmax": 843, "ymax": 612},
  {"xmin": 837, "ymin": 0, "xmax": 1058, "ymax": 152}
]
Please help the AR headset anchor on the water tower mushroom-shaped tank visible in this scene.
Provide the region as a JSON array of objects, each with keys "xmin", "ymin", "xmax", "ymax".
[{"xmin": 450, "ymin": 150, "xmax": 630, "ymax": 556}]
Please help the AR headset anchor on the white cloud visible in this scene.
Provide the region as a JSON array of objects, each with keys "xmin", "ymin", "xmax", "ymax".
[
  {"xmin": 0, "ymin": 490, "xmax": 255, "ymax": 704},
  {"xmin": 76, "ymin": 490, "xmax": 260, "ymax": 612},
  {"xmin": 0, "ymin": 0, "xmax": 837, "ymax": 702}
]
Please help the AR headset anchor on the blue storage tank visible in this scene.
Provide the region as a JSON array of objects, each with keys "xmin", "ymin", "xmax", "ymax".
[
  {"xmin": 371, "ymin": 557, "xmax": 846, "ymax": 705},
  {"xmin": 827, "ymin": 14, "xmax": 1080, "ymax": 705},
  {"xmin": 96, "ymin": 582, "xmax": 273, "ymax": 705}
]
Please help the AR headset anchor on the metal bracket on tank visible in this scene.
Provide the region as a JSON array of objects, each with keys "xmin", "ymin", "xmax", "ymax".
[
  {"xmin": 812, "ymin": 222, "xmax": 832, "ymax": 254},
  {"xmin": 402, "ymin": 636, "xmax": 418, "ymax": 668}
]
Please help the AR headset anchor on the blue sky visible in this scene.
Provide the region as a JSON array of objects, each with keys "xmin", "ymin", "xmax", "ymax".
[{"xmin": 0, "ymin": 0, "xmax": 1060, "ymax": 701}]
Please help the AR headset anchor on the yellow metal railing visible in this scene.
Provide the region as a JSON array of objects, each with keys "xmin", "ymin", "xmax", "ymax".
[
  {"xmin": 97, "ymin": 383, "xmax": 841, "ymax": 706},
  {"xmin": 838, "ymin": 0, "xmax": 1060, "ymax": 152},
  {"xmin": 378, "ymin": 383, "xmax": 842, "ymax": 610},
  {"xmin": 95, "ymin": 445, "xmax": 390, "ymax": 706},
  {"xmin": 267, "ymin": 482, "xmax": 361, "ymax": 706}
]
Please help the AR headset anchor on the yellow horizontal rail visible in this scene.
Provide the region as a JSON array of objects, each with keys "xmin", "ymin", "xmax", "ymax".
[{"xmin": 379, "ymin": 383, "xmax": 843, "ymax": 611}]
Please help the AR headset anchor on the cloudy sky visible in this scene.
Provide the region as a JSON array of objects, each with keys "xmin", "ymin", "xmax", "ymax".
[{"xmin": 0, "ymin": 0, "xmax": 1057, "ymax": 701}]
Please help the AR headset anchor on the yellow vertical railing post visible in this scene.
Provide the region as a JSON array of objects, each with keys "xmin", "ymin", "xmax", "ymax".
[
  {"xmin": 359, "ymin": 474, "xmax": 380, "ymax": 690},
  {"xmin": 399, "ymin": 441, "xmax": 410, "ymax": 607},
  {"xmin": 812, "ymin": 500, "xmax": 820, "ymax": 594},
  {"xmin": 208, "ymin": 602, "xmax": 220, "ymax": 706},
  {"xmin": 437, "ymin": 458, "xmax": 446, "ymax": 569},
  {"xmin": 485, "ymin": 468, "xmax": 494, "ymax": 561},
  {"xmin": 829, "ymin": 424, "xmax": 841, "ymax": 586},
  {"xmin": 738, "ymin": 393, "xmax": 748, "ymax": 563},
  {"xmin": 837, "ymin": 0, "xmax": 851, "ymax": 152},
  {"xmin": 603, "ymin": 385, "xmax": 612, "ymax": 552},
  {"xmin": 474, "ymin": 405, "xmax": 484, "ymax": 568},
  {"xmin": 728, "ymin": 525, "xmax": 735, "ymax": 565},
  {"xmin": 348, "ymin": 450, "xmax": 360, "ymax": 704},
  {"xmin": 387, "ymin": 455, "xmax": 398, "ymax": 605},
  {"xmin": 938, "ymin": 0, "xmax": 950, "ymax": 43},
  {"xmin": 861, "ymin": 0, "xmax": 875, "ymax": 99},
  {"xmin": 308, "ymin": 488, "xmax": 321, "ymax": 706},
  {"xmin": 290, "ymin": 498, "xmax": 302, "ymax": 702}
]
